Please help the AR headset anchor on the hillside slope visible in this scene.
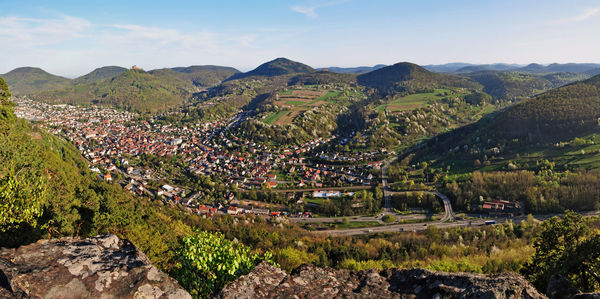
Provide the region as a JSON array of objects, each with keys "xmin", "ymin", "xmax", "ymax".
[{"xmin": 489, "ymin": 75, "xmax": 600, "ymax": 140}]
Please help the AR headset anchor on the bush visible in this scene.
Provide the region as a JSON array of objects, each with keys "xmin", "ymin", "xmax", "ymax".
[
  {"xmin": 173, "ymin": 231, "xmax": 276, "ymax": 298},
  {"xmin": 382, "ymin": 215, "xmax": 396, "ymax": 223}
]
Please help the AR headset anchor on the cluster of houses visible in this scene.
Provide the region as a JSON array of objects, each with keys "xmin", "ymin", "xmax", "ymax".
[
  {"xmin": 479, "ymin": 199, "xmax": 520, "ymax": 216},
  {"xmin": 14, "ymin": 98, "xmax": 385, "ymax": 216}
]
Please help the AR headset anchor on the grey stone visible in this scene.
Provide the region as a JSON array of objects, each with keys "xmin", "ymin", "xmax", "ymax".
[{"xmin": 0, "ymin": 235, "xmax": 191, "ymax": 299}]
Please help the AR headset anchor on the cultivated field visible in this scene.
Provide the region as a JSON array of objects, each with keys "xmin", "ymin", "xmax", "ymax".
[
  {"xmin": 263, "ymin": 87, "xmax": 346, "ymax": 125},
  {"xmin": 375, "ymin": 89, "xmax": 462, "ymax": 112}
]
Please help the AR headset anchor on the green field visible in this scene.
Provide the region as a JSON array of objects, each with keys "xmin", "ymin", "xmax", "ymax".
[
  {"xmin": 264, "ymin": 86, "xmax": 363, "ymax": 125},
  {"xmin": 285, "ymin": 100, "xmax": 308, "ymax": 105},
  {"xmin": 376, "ymin": 89, "xmax": 461, "ymax": 112},
  {"xmin": 317, "ymin": 91, "xmax": 342, "ymax": 102},
  {"xmin": 263, "ymin": 110, "xmax": 288, "ymax": 124}
]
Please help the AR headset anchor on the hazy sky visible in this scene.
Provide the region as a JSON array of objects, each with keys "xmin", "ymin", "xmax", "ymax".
[{"xmin": 1, "ymin": 0, "xmax": 600, "ymax": 77}]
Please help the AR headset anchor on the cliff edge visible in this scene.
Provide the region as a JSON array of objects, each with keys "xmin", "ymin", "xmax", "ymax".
[{"xmin": 216, "ymin": 261, "xmax": 546, "ymax": 299}]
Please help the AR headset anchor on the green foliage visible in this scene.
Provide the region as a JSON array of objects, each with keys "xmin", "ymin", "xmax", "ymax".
[
  {"xmin": 522, "ymin": 211, "xmax": 600, "ymax": 292},
  {"xmin": 381, "ymin": 215, "xmax": 396, "ymax": 223},
  {"xmin": 0, "ymin": 166, "xmax": 46, "ymax": 231},
  {"xmin": 0, "ymin": 77, "xmax": 11, "ymax": 102},
  {"xmin": 276, "ymin": 246, "xmax": 316, "ymax": 271},
  {"xmin": 445, "ymin": 170, "xmax": 600, "ymax": 213},
  {"xmin": 173, "ymin": 231, "xmax": 276, "ymax": 298}
]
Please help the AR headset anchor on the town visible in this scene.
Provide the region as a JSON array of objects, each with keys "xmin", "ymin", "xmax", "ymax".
[{"xmin": 14, "ymin": 97, "xmax": 385, "ymax": 217}]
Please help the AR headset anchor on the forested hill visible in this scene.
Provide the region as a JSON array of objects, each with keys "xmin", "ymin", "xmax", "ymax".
[
  {"xmin": 489, "ymin": 74, "xmax": 600, "ymax": 141},
  {"xmin": 466, "ymin": 71, "xmax": 588, "ymax": 100},
  {"xmin": 357, "ymin": 62, "xmax": 481, "ymax": 93},
  {"xmin": 31, "ymin": 69, "xmax": 197, "ymax": 113},
  {"xmin": 158, "ymin": 65, "xmax": 240, "ymax": 87},
  {"xmin": 72, "ymin": 66, "xmax": 128, "ymax": 85},
  {"xmin": 1, "ymin": 67, "xmax": 71, "ymax": 95},
  {"xmin": 227, "ymin": 57, "xmax": 314, "ymax": 81},
  {"xmin": 418, "ymin": 74, "xmax": 600, "ymax": 160}
]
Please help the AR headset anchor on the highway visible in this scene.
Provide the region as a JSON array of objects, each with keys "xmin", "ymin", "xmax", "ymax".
[
  {"xmin": 290, "ymin": 213, "xmax": 428, "ymax": 225},
  {"xmin": 315, "ymin": 209, "xmax": 600, "ymax": 237},
  {"xmin": 386, "ymin": 191, "xmax": 455, "ymax": 222}
]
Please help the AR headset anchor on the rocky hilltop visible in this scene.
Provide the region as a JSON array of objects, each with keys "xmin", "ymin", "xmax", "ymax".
[
  {"xmin": 216, "ymin": 261, "xmax": 545, "ymax": 299},
  {"xmin": 4, "ymin": 235, "xmax": 596, "ymax": 299},
  {"xmin": 0, "ymin": 235, "xmax": 190, "ymax": 299}
]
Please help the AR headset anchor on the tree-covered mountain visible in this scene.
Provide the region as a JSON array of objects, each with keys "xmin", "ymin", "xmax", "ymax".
[
  {"xmin": 32, "ymin": 68, "xmax": 197, "ymax": 113},
  {"xmin": 466, "ymin": 71, "xmax": 588, "ymax": 100},
  {"xmin": 1, "ymin": 67, "xmax": 71, "ymax": 95},
  {"xmin": 73, "ymin": 66, "xmax": 128, "ymax": 85},
  {"xmin": 421, "ymin": 74, "xmax": 600, "ymax": 155},
  {"xmin": 487, "ymin": 74, "xmax": 600, "ymax": 141},
  {"xmin": 162, "ymin": 65, "xmax": 240, "ymax": 87},
  {"xmin": 227, "ymin": 57, "xmax": 314, "ymax": 81},
  {"xmin": 357, "ymin": 62, "xmax": 481, "ymax": 93}
]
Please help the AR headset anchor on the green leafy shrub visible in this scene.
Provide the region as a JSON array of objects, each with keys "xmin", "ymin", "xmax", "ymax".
[
  {"xmin": 382, "ymin": 215, "xmax": 396, "ymax": 223},
  {"xmin": 173, "ymin": 230, "xmax": 276, "ymax": 298}
]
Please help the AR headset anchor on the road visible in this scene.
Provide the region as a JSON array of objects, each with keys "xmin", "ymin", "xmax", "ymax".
[
  {"xmin": 290, "ymin": 213, "xmax": 428, "ymax": 225},
  {"xmin": 315, "ymin": 209, "xmax": 600, "ymax": 237},
  {"xmin": 386, "ymin": 191, "xmax": 455, "ymax": 222}
]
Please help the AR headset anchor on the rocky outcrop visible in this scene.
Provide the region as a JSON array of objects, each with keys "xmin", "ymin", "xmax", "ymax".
[
  {"xmin": 546, "ymin": 275, "xmax": 600, "ymax": 299},
  {"xmin": 0, "ymin": 235, "xmax": 191, "ymax": 299},
  {"xmin": 216, "ymin": 262, "xmax": 546, "ymax": 299}
]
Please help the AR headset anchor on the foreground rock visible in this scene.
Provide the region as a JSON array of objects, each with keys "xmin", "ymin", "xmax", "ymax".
[
  {"xmin": 0, "ymin": 235, "xmax": 191, "ymax": 299},
  {"xmin": 217, "ymin": 261, "xmax": 546, "ymax": 299},
  {"xmin": 546, "ymin": 274, "xmax": 600, "ymax": 299}
]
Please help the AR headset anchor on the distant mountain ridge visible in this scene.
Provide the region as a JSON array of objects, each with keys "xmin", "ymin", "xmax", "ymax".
[
  {"xmin": 319, "ymin": 65, "xmax": 387, "ymax": 74},
  {"xmin": 455, "ymin": 64, "xmax": 523, "ymax": 73},
  {"xmin": 423, "ymin": 62, "xmax": 600, "ymax": 74},
  {"xmin": 516, "ymin": 63, "xmax": 600, "ymax": 74},
  {"xmin": 2, "ymin": 64, "xmax": 240, "ymax": 113}
]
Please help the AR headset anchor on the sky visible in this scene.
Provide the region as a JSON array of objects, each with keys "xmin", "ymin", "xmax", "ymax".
[{"xmin": 1, "ymin": 0, "xmax": 600, "ymax": 77}]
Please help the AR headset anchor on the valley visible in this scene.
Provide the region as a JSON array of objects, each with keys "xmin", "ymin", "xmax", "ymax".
[{"xmin": 4, "ymin": 58, "xmax": 600, "ymax": 297}]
